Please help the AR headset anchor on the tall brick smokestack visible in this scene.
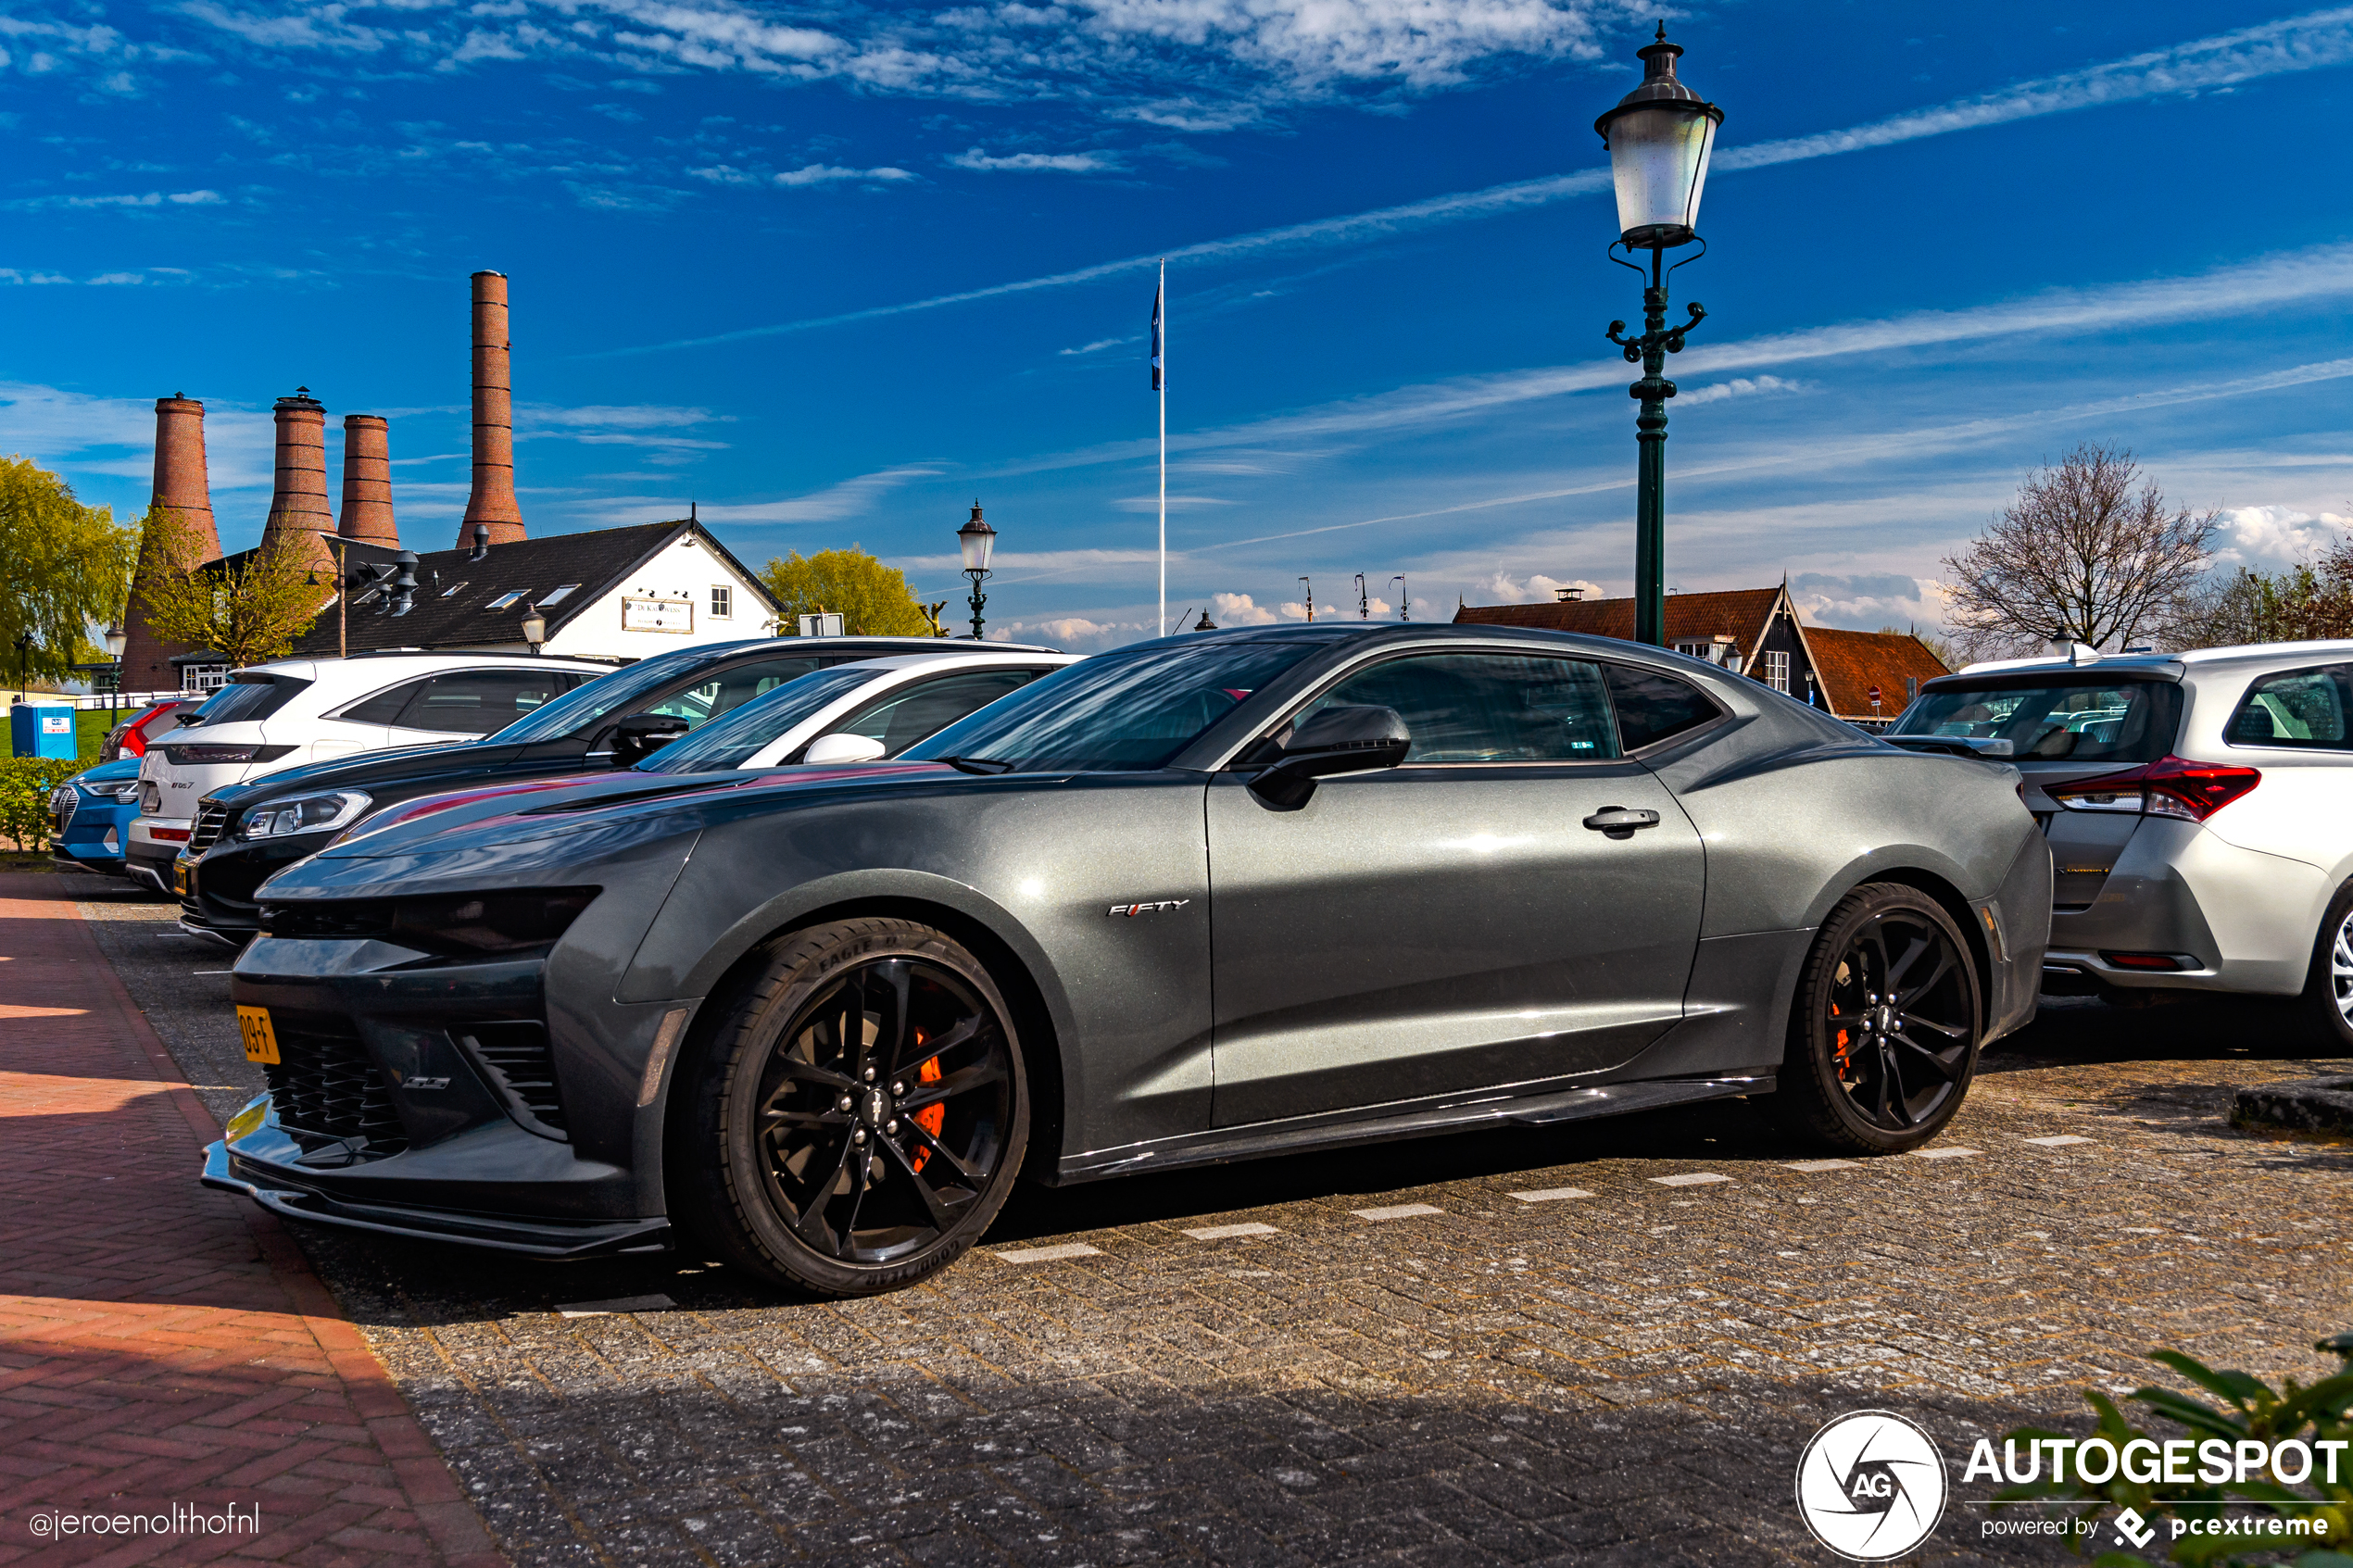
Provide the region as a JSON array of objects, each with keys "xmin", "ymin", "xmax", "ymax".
[
  {"xmin": 459, "ymin": 270, "xmax": 525, "ymax": 547},
  {"xmin": 338, "ymin": 414, "xmax": 398, "ymax": 546},
  {"xmin": 120, "ymin": 395, "xmax": 222, "ymax": 695},
  {"xmin": 262, "ymin": 390, "xmax": 336, "ymax": 571}
]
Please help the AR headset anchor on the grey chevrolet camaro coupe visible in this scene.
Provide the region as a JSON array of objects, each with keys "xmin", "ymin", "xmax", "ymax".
[{"xmin": 208, "ymin": 623, "xmax": 2051, "ymax": 1298}]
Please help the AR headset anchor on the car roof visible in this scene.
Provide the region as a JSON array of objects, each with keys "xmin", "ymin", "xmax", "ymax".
[
  {"xmin": 844, "ymin": 650, "xmax": 1082, "ymax": 671},
  {"xmin": 230, "ymin": 652, "xmax": 613, "ymax": 682}
]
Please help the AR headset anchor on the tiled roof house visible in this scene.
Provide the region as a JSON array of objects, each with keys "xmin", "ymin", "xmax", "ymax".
[{"xmin": 1453, "ymin": 581, "xmax": 1949, "ymax": 726}]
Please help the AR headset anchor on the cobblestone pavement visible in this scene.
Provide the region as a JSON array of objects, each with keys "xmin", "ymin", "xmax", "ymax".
[
  {"xmin": 0, "ymin": 872, "xmax": 499, "ymax": 1567},
  {"xmin": 71, "ymin": 876, "xmax": 2353, "ymax": 1566}
]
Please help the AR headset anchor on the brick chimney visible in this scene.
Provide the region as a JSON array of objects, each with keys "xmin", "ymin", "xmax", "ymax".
[
  {"xmin": 338, "ymin": 414, "xmax": 398, "ymax": 546},
  {"xmin": 261, "ymin": 389, "xmax": 336, "ymax": 571},
  {"xmin": 119, "ymin": 395, "xmax": 222, "ymax": 696},
  {"xmin": 459, "ymin": 270, "xmax": 525, "ymax": 547}
]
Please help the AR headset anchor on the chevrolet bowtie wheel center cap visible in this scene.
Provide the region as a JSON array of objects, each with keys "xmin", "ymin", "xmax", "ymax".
[{"xmin": 1873, "ymin": 1005, "xmax": 1897, "ymax": 1035}]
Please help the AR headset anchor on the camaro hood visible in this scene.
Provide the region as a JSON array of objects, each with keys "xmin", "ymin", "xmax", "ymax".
[{"xmin": 314, "ymin": 760, "xmax": 965, "ymax": 861}]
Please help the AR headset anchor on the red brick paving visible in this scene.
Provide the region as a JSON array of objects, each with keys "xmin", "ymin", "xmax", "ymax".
[{"xmin": 0, "ymin": 873, "xmax": 500, "ymax": 1566}]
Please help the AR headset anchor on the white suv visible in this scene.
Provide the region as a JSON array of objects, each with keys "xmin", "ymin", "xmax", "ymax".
[
  {"xmin": 126, "ymin": 652, "xmax": 610, "ymax": 894},
  {"xmin": 1886, "ymin": 640, "xmax": 2353, "ymax": 1044}
]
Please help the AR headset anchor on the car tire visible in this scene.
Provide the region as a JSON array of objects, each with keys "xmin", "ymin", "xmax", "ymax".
[
  {"xmin": 676, "ymin": 917, "xmax": 1029, "ymax": 1298},
  {"xmin": 2297, "ymin": 882, "xmax": 2353, "ymax": 1050},
  {"xmin": 1767, "ymin": 883, "xmax": 1983, "ymax": 1155}
]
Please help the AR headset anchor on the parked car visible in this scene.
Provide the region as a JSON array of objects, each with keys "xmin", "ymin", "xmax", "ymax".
[
  {"xmin": 49, "ymin": 758, "xmax": 144, "ymax": 878},
  {"xmin": 102, "ymin": 697, "xmax": 203, "ymax": 763},
  {"xmin": 127, "ymin": 652, "xmax": 614, "ymax": 897},
  {"xmin": 208, "ymin": 623, "xmax": 2049, "ymax": 1298},
  {"xmin": 176, "ymin": 637, "xmax": 1063, "ymax": 945},
  {"xmin": 1887, "ymin": 640, "xmax": 2353, "ymax": 1044}
]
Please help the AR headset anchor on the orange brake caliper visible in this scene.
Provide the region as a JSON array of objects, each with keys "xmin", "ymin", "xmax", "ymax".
[
  {"xmin": 1830, "ymin": 1002, "xmax": 1854, "ymax": 1081},
  {"xmin": 909, "ymin": 1039, "xmax": 945, "ymax": 1173}
]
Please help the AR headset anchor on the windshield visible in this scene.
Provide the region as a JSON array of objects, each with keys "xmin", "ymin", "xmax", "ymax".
[
  {"xmin": 1891, "ymin": 678, "xmax": 2182, "ymax": 763},
  {"xmin": 903, "ymin": 639, "xmax": 1321, "ymax": 771},
  {"xmin": 635, "ymin": 665, "xmax": 882, "ymax": 773},
  {"xmin": 484, "ymin": 643, "xmax": 760, "ymax": 744}
]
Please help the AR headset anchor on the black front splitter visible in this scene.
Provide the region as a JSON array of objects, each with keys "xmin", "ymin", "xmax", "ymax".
[{"xmin": 202, "ymin": 1140, "xmax": 672, "ymax": 1258}]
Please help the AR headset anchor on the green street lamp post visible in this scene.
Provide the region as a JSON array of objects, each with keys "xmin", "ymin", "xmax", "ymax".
[{"xmin": 1595, "ymin": 23, "xmax": 1723, "ymax": 646}]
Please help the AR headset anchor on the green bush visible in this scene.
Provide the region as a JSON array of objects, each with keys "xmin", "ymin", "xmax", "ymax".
[
  {"xmin": 1997, "ymin": 1332, "xmax": 2353, "ymax": 1565},
  {"xmin": 0, "ymin": 756, "xmax": 85, "ymax": 851}
]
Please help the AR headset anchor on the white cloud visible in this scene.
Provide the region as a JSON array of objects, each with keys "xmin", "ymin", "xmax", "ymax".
[
  {"xmin": 598, "ymin": 464, "xmax": 939, "ymax": 527},
  {"xmin": 993, "ymin": 615, "xmax": 1150, "ymax": 650},
  {"xmin": 1059, "ymin": 336, "xmax": 1131, "ymax": 356},
  {"xmin": 1677, "ymin": 375, "xmax": 1805, "ymax": 408},
  {"xmin": 947, "ymin": 147, "xmax": 1120, "ymax": 173},
  {"xmin": 1210, "ymin": 591, "xmax": 1276, "ymax": 625},
  {"xmin": 772, "ymin": 162, "xmax": 914, "ymax": 186},
  {"xmin": 2209, "ymin": 505, "xmax": 2353, "ymax": 571},
  {"xmin": 1476, "ymin": 572, "xmax": 1604, "ymax": 606},
  {"xmin": 7, "ymin": 188, "xmax": 225, "ymax": 211}
]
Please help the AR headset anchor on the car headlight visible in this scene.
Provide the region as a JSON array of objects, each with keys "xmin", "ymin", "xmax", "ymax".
[
  {"xmin": 94, "ymin": 780, "xmax": 143, "ymax": 803},
  {"xmin": 240, "ymin": 790, "xmax": 371, "ymax": 839}
]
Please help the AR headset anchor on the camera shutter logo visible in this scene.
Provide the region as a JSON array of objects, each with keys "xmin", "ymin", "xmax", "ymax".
[{"xmin": 1795, "ymin": 1411, "xmax": 1949, "ymax": 1562}]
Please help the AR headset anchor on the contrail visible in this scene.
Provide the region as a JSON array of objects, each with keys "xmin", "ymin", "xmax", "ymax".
[{"xmin": 590, "ymin": 6, "xmax": 2353, "ymax": 360}]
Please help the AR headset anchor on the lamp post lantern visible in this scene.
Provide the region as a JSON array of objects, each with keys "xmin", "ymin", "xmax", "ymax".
[
  {"xmin": 102, "ymin": 622, "xmax": 126, "ymax": 716},
  {"xmin": 1595, "ymin": 22, "xmax": 1723, "ymax": 647},
  {"xmin": 957, "ymin": 500, "xmax": 997, "ymax": 640}
]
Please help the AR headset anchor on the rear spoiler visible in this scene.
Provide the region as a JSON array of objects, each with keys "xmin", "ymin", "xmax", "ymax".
[{"xmin": 1883, "ymin": 734, "xmax": 2015, "ymax": 759}]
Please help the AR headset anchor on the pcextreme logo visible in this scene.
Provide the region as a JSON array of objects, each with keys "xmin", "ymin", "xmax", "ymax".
[{"xmin": 1795, "ymin": 1411, "xmax": 1950, "ymax": 1562}]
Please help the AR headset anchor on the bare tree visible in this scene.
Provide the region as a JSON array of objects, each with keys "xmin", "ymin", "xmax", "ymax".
[{"xmin": 1941, "ymin": 445, "xmax": 2216, "ymax": 660}]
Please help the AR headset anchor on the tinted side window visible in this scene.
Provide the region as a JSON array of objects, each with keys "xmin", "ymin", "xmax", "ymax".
[
  {"xmin": 1605, "ymin": 665, "xmax": 1721, "ymax": 750},
  {"xmin": 2229, "ymin": 665, "xmax": 2353, "ymax": 749},
  {"xmin": 338, "ymin": 678, "xmax": 432, "ymax": 725},
  {"xmin": 395, "ymin": 672, "xmax": 578, "ymax": 735},
  {"xmin": 834, "ymin": 671, "xmax": 1043, "ymax": 757},
  {"xmin": 1303, "ymin": 652, "xmax": 1620, "ymax": 762},
  {"xmin": 644, "ymin": 657, "xmax": 829, "ymax": 728}
]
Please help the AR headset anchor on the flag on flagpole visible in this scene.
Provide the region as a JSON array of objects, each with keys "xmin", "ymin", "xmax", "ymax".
[{"xmin": 1150, "ymin": 280, "xmax": 1164, "ymax": 392}]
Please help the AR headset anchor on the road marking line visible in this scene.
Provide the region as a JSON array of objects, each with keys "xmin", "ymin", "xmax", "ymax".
[
  {"xmin": 1649, "ymin": 1173, "xmax": 1732, "ymax": 1187},
  {"xmin": 2022, "ymin": 1135, "xmax": 2093, "ymax": 1147},
  {"xmin": 555, "ymin": 1294, "xmax": 676, "ymax": 1317},
  {"xmin": 1912, "ymin": 1147, "xmax": 1980, "ymax": 1160},
  {"xmin": 993, "ymin": 1243, "xmax": 1103, "ymax": 1263},
  {"xmin": 1508, "ymin": 1187, "xmax": 1594, "ymax": 1203},
  {"xmin": 1782, "ymin": 1160, "xmax": 1861, "ymax": 1173},
  {"xmin": 1182, "ymin": 1222, "xmax": 1279, "ymax": 1240},
  {"xmin": 1352, "ymin": 1203, "xmax": 1443, "ymax": 1221}
]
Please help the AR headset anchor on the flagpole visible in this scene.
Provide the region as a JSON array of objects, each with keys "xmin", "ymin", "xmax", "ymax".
[{"xmin": 1157, "ymin": 257, "xmax": 1167, "ymax": 639}]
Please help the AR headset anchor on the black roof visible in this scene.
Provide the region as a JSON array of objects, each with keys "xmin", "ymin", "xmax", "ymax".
[{"xmin": 286, "ymin": 519, "xmax": 779, "ymax": 658}]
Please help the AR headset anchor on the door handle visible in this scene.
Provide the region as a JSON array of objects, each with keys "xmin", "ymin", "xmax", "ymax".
[{"xmin": 1582, "ymin": 806, "xmax": 1661, "ymax": 835}]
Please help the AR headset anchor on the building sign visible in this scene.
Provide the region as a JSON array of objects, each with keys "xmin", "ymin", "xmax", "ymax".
[{"xmin": 622, "ymin": 596, "xmax": 695, "ymax": 633}]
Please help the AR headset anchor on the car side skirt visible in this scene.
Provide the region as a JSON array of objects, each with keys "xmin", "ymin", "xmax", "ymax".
[{"xmin": 1050, "ymin": 1072, "xmax": 1773, "ymax": 1185}]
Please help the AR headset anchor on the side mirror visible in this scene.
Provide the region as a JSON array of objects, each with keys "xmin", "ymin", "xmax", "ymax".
[
  {"xmin": 1247, "ymin": 705, "xmax": 1411, "ymax": 809},
  {"xmin": 609, "ymin": 712, "xmax": 691, "ymax": 765},
  {"xmin": 801, "ymin": 732, "xmax": 888, "ymax": 765}
]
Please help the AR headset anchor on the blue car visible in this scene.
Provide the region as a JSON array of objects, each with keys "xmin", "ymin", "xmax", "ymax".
[{"xmin": 50, "ymin": 758, "xmax": 144, "ymax": 878}]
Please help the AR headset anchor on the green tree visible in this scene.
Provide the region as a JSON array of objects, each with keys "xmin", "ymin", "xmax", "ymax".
[
  {"xmin": 760, "ymin": 546, "xmax": 936, "ymax": 637},
  {"xmin": 135, "ymin": 508, "xmax": 324, "ymax": 668},
  {"xmin": 0, "ymin": 455, "xmax": 139, "ymax": 683},
  {"xmin": 2179, "ymin": 533, "xmax": 2353, "ymax": 648}
]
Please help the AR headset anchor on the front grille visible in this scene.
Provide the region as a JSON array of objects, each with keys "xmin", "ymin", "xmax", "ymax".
[
  {"xmin": 191, "ymin": 802, "xmax": 231, "ymax": 851},
  {"xmin": 263, "ymin": 1015, "xmax": 409, "ymax": 1160},
  {"xmin": 456, "ymin": 1022, "xmax": 569, "ymax": 1137}
]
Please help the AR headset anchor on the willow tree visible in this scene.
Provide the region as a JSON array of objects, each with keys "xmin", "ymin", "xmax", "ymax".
[{"xmin": 0, "ymin": 455, "xmax": 139, "ymax": 682}]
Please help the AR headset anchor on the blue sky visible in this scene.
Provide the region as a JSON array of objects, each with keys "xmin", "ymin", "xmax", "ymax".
[{"xmin": 4, "ymin": 1, "xmax": 2351, "ymax": 649}]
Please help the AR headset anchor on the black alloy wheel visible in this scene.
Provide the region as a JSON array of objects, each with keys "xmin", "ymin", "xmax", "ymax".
[
  {"xmin": 1769, "ymin": 883, "xmax": 1982, "ymax": 1154},
  {"xmin": 681, "ymin": 918, "xmax": 1028, "ymax": 1297}
]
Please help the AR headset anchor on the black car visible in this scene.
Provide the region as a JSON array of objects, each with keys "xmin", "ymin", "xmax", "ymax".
[{"xmin": 178, "ymin": 636, "xmax": 1055, "ymax": 945}]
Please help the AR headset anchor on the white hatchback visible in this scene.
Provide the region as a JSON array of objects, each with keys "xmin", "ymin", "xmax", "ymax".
[
  {"xmin": 127, "ymin": 652, "xmax": 611, "ymax": 892},
  {"xmin": 1887, "ymin": 640, "xmax": 2353, "ymax": 1045}
]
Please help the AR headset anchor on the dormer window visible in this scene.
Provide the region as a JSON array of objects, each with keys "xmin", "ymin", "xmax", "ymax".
[{"xmin": 485, "ymin": 590, "xmax": 529, "ymax": 610}]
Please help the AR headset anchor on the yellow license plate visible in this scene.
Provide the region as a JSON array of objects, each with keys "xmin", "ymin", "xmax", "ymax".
[
  {"xmin": 173, "ymin": 860, "xmax": 193, "ymax": 897},
  {"xmin": 236, "ymin": 1005, "xmax": 280, "ymax": 1065}
]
